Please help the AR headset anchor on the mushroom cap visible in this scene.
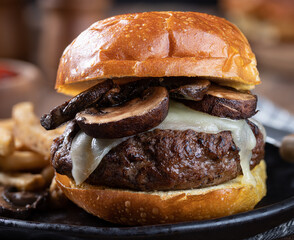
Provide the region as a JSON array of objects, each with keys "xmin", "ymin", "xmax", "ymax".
[
  {"xmin": 55, "ymin": 11, "xmax": 260, "ymax": 96},
  {"xmin": 76, "ymin": 87, "xmax": 169, "ymax": 138}
]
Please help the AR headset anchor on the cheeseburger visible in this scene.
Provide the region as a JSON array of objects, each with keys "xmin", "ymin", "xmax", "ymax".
[{"xmin": 41, "ymin": 11, "xmax": 266, "ymax": 225}]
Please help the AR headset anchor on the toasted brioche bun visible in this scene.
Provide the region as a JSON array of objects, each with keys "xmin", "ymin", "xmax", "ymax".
[
  {"xmin": 55, "ymin": 160, "xmax": 266, "ymax": 225},
  {"xmin": 55, "ymin": 11, "xmax": 260, "ymax": 96}
]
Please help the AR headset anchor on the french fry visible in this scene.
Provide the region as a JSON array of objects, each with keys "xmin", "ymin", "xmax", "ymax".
[
  {"xmin": 0, "ymin": 119, "xmax": 28, "ymax": 152},
  {"xmin": 12, "ymin": 102, "xmax": 65, "ymax": 159},
  {"xmin": 0, "ymin": 119, "xmax": 14, "ymax": 131},
  {"xmin": 0, "ymin": 172, "xmax": 46, "ymax": 191},
  {"xmin": 0, "ymin": 104, "xmax": 62, "ymax": 213},
  {"xmin": 14, "ymin": 137, "xmax": 30, "ymax": 151},
  {"xmin": 0, "ymin": 126, "xmax": 14, "ymax": 157},
  {"xmin": 0, "ymin": 151, "xmax": 48, "ymax": 172}
]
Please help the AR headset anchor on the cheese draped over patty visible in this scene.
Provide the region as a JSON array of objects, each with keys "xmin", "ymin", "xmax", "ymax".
[{"xmin": 70, "ymin": 101, "xmax": 265, "ymax": 186}]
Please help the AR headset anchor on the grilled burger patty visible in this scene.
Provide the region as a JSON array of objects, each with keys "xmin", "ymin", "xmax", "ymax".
[{"xmin": 51, "ymin": 120, "xmax": 264, "ymax": 191}]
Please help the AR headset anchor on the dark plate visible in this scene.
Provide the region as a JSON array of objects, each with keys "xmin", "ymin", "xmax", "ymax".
[{"xmin": 1, "ymin": 143, "xmax": 294, "ymax": 240}]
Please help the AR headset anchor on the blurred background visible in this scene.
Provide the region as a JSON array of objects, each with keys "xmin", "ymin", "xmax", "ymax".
[{"xmin": 0, "ymin": 0, "xmax": 293, "ymax": 140}]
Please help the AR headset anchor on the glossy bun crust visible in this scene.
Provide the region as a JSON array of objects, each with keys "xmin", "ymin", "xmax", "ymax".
[
  {"xmin": 55, "ymin": 160, "xmax": 266, "ymax": 225},
  {"xmin": 55, "ymin": 11, "xmax": 260, "ymax": 96}
]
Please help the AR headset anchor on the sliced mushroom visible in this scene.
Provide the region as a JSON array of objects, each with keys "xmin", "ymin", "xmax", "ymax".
[
  {"xmin": 40, "ymin": 79, "xmax": 114, "ymax": 130},
  {"xmin": 169, "ymin": 79, "xmax": 210, "ymax": 101},
  {"xmin": 0, "ymin": 186, "xmax": 48, "ymax": 219},
  {"xmin": 180, "ymin": 85, "xmax": 257, "ymax": 119},
  {"xmin": 98, "ymin": 78, "xmax": 157, "ymax": 107},
  {"xmin": 97, "ymin": 85, "xmax": 121, "ymax": 107},
  {"xmin": 76, "ymin": 87, "xmax": 169, "ymax": 138}
]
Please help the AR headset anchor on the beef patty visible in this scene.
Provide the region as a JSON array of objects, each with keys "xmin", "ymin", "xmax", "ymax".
[{"xmin": 51, "ymin": 121, "xmax": 264, "ymax": 191}]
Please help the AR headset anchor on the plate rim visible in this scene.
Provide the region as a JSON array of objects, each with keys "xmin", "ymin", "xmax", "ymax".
[
  {"xmin": 0, "ymin": 143, "xmax": 294, "ymax": 238},
  {"xmin": 0, "ymin": 196, "xmax": 293, "ymax": 238}
]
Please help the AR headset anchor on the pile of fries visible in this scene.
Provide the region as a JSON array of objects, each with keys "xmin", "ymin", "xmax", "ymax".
[{"xmin": 0, "ymin": 102, "xmax": 65, "ymax": 203}]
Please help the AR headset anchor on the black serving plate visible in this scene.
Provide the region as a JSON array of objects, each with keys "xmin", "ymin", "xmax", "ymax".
[{"xmin": 0, "ymin": 143, "xmax": 294, "ymax": 240}]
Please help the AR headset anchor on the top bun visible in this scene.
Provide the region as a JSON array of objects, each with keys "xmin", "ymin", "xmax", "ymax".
[{"xmin": 55, "ymin": 11, "xmax": 260, "ymax": 96}]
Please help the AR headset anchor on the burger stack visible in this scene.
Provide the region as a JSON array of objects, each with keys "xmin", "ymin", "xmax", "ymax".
[{"xmin": 41, "ymin": 11, "xmax": 266, "ymax": 225}]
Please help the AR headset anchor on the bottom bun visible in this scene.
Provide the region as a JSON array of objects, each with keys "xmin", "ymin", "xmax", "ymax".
[{"xmin": 55, "ymin": 160, "xmax": 266, "ymax": 225}]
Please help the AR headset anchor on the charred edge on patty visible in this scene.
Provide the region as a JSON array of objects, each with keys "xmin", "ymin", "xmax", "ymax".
[
  {"xmin": 51, "ymin": 120, "xmax": 264, "ymax": 191},
  {"xmin": 47, "ymin": 77, "xmax": 261, "ymax": 191}
]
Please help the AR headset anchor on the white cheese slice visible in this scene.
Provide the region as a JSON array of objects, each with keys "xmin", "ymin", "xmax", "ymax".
[
  {"xmin": 71, "ymin": 133, "xmax": 127, "ymax": 185},
  {"xmin": 70, "ymin": 101, "xmax": 263, "ymax": 186},
  {"xmin": 157, "ymin": 101, "xmax": 258, "ymax": 185},
  {"xmin": 250, "ymin": 117, "xmax": 267, "ymax": 142}
]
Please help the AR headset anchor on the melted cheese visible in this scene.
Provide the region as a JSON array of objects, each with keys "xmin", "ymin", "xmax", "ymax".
[
  {"xmin": 158, "ymin": 102, "xmax": 258, "ymax": 185},
  {"xmin": 71, "ymin": 133, "xmax": 127, "ymax": 185},
  {"xmin": 71, "ymin": 101, "xmax": 263, "ymax": 186},
  {"xmin": 250, "ymin": 117, "xmax": 267, "ymax": 142}
]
